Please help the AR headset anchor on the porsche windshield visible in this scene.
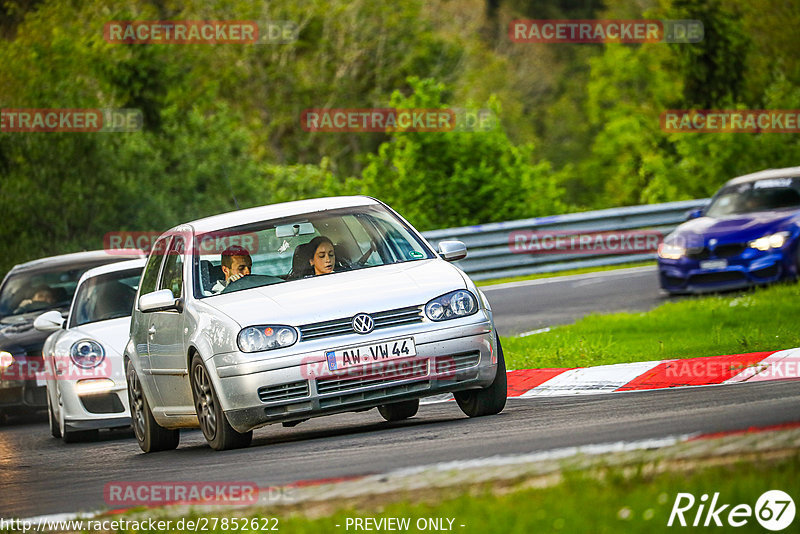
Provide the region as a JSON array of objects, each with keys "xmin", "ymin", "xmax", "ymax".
[
  {"xmin": 705, "ymin": 177, "xmax": 800, "ymax": 218},
  {"xmin": 69, "ymin": 268, "xmax": 142, "ymax": 327},
  {"xmin": 194, "ymin": 205, "xmax": 435, "ymax": 297}
]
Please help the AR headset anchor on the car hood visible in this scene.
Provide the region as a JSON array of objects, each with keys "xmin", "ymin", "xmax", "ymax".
[
  {"xmin": 0, "ymin": 311, "xmax": 60, "ymax": 356},
  {"xmin": 204, "ymin": 260, "xmax": 468, "ymax": 327},
  {"xmin": 672, "ymin": 210, "xmax": 799, "ymax": 246},
  {"xmin": 66, "ymin": 316, "xmax": 131, "ymax": 357}
]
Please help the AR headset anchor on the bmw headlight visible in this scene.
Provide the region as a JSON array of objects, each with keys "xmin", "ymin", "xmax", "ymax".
[
  {"xmin": 749, "ymin": 231, "xmax": 790, "ymax": 251},
  {"xmin": 657, "ymin": 242, "xmax": 686, "ymax": 260},
  {"xmin": 238, "ymin": 325, "xmax": 298, "ymax": 353},
  {"xmin": 70, "ymin": 340, "xmax": 105, "ymax": 369},
  {"xmin": 425, "ymin": 290, "xmax": 478, "ymax": 322}
]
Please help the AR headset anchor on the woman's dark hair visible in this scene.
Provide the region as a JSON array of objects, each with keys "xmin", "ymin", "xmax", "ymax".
[{"xmin": 286, "ymin": 236, "xmax": 334, "ymax": 280}]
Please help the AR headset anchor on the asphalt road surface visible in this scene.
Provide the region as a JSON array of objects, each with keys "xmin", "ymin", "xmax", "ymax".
[
  {"xmin": 484, "ymin": 266, "xmax": 668, "ymax": 336},
  {"xmin": 2, "ymin": 381, "xmax": 799, "ymax": 518}
]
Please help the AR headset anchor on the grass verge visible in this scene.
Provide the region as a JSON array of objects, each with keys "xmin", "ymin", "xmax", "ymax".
[
  {"xmin": 500, "ymin": 281, "xmax": 800, "ymax": 369},
  {"xmin": 86, "ymin": 448, "xmax": 800, "ymax": 534}
]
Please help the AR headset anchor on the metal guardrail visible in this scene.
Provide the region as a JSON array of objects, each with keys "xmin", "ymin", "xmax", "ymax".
[{"xmin": 421, "ymin": 199, "xmax": 710, "ymax": 281}]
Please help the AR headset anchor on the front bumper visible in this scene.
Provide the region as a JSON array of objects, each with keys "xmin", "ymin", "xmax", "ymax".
[
  {"xmin": 0, "ymin": 379, "xmax": 47, "ymax": 411},
  {"xmin": 59, "ymin": 382, "xmax": 130, "ymax": 431},
  {"xmin": 215, "ymin": 320, "xmax": 497, "ymax": 433},
  {"xmin": 658, "ymin": 248, "xmax": 792, "ymax": 294}
]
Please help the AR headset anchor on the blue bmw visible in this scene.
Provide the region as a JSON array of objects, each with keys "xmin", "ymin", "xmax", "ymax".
[{"xmin": 658, "ymin": 167, "xmax": 800, "ymax": 294}]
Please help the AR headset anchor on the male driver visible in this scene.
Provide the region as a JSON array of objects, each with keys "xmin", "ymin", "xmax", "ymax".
[{"xmin": 211, "ymin": 245, "xmax": 252, "ymax": 294}]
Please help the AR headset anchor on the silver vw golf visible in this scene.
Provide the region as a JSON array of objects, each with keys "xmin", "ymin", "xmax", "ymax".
[{"xmin": 125, "ymin": 196, "xmax": 506, "ymax": 452}]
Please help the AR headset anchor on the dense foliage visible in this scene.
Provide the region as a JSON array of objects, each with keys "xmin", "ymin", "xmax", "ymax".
[{"xmin": 1, "ymin": 0, "xmax": 799, "ymax": 271}]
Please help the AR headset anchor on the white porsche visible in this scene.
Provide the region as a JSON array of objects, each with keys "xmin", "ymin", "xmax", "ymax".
[{"xmin": 35, "ymin": 259, "xmax": 145, "ymax": 442}]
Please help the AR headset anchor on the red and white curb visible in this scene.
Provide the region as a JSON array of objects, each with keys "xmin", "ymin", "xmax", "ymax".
[{"xmin": 423, "ymin": 348, "xmax": 800, "ymax": 404}]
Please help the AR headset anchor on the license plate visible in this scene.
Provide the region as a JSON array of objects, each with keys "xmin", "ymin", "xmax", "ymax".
[
  {"xmin": 700, "ymin": 259, "xmax": 727, "ymax": 270},
  {"xmin": 326, "ymin": 337, "xmax": 416, "ymax": 371}
]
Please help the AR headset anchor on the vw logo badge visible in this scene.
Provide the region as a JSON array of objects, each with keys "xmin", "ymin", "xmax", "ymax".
[
  {"xmin": 709, "ymin": 238, "xmax": 717, "ymax": 246},
  {"xmin": 352, "ymin": 313, "xmax": 374, "ymax": 334}
]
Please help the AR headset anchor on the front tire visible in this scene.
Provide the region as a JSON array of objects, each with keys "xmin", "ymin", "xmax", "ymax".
[
  {"xmin": 455, "ymin": 336, "xmax": 507, "ymax": 417},
  {"xmin": 190, "ymin": 355, "xmax": 252, "ymax": 451},
  {"xmin": 378, "ymin": 399, "xmax": 419, "ymax": 422},
  {"xmin": 47, "ymin": 393, "xmax": 61, "ymax": 439},
  {"xmin": 127, "ymin": 360, "xmax": 180, "ymax": 453}
]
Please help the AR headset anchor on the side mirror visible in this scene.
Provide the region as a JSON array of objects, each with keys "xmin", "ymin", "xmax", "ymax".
[
  {"xmin": 139, "ymin": 289, "xmax": 182, "ymax": 313},
  {"xmin": 437, "ymin": 240, "xmax": 468, "ymax": 262},
  {"xmin": 685, "ymin": 208, "xmax": 704, "ymax": 221},
  {"xmin": 34, "ymin": 310, "xmax": 65, "ymax": 332}
]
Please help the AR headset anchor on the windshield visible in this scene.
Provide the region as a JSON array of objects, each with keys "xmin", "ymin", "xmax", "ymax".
[
  {"xmin": 705, "ymin": 177, "xmax": 800, "ymax": 218},
  {"xmin": 69, "ymin": 267, "xmax": 142, "ymax": 327},
  {"xmin": 0, "ymin": 266, "xmax": 91, "ymax": 320},
  {"xmin": 194, "ymin": 204, "xmax": 435, "ymax": 297}
]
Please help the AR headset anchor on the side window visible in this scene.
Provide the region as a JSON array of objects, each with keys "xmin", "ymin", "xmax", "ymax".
[
  {"xmin": 158, "ymin": 236, "xmax": 185, "ymax": 297},
  {"xmin": 140, "ymin": 237, "xmax": 170, "ymax": 296}
]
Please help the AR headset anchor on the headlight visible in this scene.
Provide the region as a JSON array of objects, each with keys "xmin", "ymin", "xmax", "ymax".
[
  {"xmin": 70, "ymin": 340, "xmax": 105, "ymax": 369},
  {"xmin": 238, "ymin": 325, "xmax": 298, "ymax": 353},
  {"xmin": 657, "ymin": 243, "xmax": 686, "ymax": 260},
  {"xmin": 425, "ymin": 290, "xmax": 478, "ymax": 322},
  {"xmin": 749, "ymin": 231, "xmax": 790, "ymax": 251},
  {"xmin": 0, "ymin": 351, "xmax": 13, "ymax": 371}
]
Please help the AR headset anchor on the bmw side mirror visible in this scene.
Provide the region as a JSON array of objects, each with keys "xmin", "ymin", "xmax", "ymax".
[
  {"xmin": 437, "ymin": 240, "xmax": 467, "ymax": 262},
  {"xmin": 139, "ymin": 289, "xmax": 182, "ymax": 313},
  {"xmin": 685, "ymin": 208, "xmax": 704, "ymax": 221},
  {"xmin": 33, "ymin": 310, "xmax": 65, "ymax": 332}
]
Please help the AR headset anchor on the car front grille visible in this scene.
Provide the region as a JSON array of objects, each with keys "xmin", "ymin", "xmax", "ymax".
[
  {"xmin": 689, "ymin": 271, "xmax": 745, "ymax": 285},
  {"xmin": 299, "ymin": 306, "xmax": 423, "ymax": 341},
  {"xmin": 435, "ymin": 352, "xmax": 480, "ymax": 374},
  {"xmin": 687, "ymin": 243, "xmax": 747, "ymax": 260},
  {"xmin": 316, "ymin": 358, "xmax": 429, "ymax": 395},
  {"xmin": 258, "ymin": 380, "xmax": 310, "ymax": 403}
]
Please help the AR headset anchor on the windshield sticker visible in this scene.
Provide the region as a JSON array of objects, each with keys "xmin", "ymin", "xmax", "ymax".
[{"xmin": 409, "ymin": 250, "xmax": 425, "ymax": 259}]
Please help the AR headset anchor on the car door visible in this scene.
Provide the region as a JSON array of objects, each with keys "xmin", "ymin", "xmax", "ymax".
[
  {"xmin": 148, "ymin": 234, "xmax": 192, "ymax": 410},
  {"xmin": 132, "ymin": 236, "xmax": 169, "ymax": 395}
]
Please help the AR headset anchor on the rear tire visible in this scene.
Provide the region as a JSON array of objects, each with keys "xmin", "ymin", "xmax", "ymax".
[
  {"xmin": 378, "ymin": 399, "xmax": 419, "ymax": 422},
  {"xmin": 127, "ymin": 360, "xmax": 180, "ymax": 453},
  {"xmin": 455, "ymin": 336, "xmax": 507, "ymax": 417},
  {"xmin": 190, "ymin": 355, "xmax": 252, "ymax": 451}
]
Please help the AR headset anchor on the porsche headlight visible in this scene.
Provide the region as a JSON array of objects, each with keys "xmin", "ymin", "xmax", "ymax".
[
  {"xmin": 425, "ymin": 290, "xmax": 478, "ymax": 322},
  {"xmin": 238, "ymin": 325, "xmax": 298, "ymax": 353},
  {"xmin": 657, "ymin": 242, "xmax": 686, "ymax": 260},
  {"xmin": 749, "ymin": 231, "xmax": 790, "ymax": 251},
  {"xmin": 70, "ymin": 340, "xmax": 105, "ymax": 369}
]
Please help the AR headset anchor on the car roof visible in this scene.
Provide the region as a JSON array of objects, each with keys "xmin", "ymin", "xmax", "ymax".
[
  {"xmin": 79, "ymin": 258, "xmax": 146, "ymax": 281},
  {"xmin": 7, "ymin": 250, "xmax": 144, "ymax": 275},
  {"xmin": 724, "ymin": 166, "xmax": 800, "ymax": 186},
  {"xmin": 184, "ymin": 196, "xmax": 380, "ymax": 234}
]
